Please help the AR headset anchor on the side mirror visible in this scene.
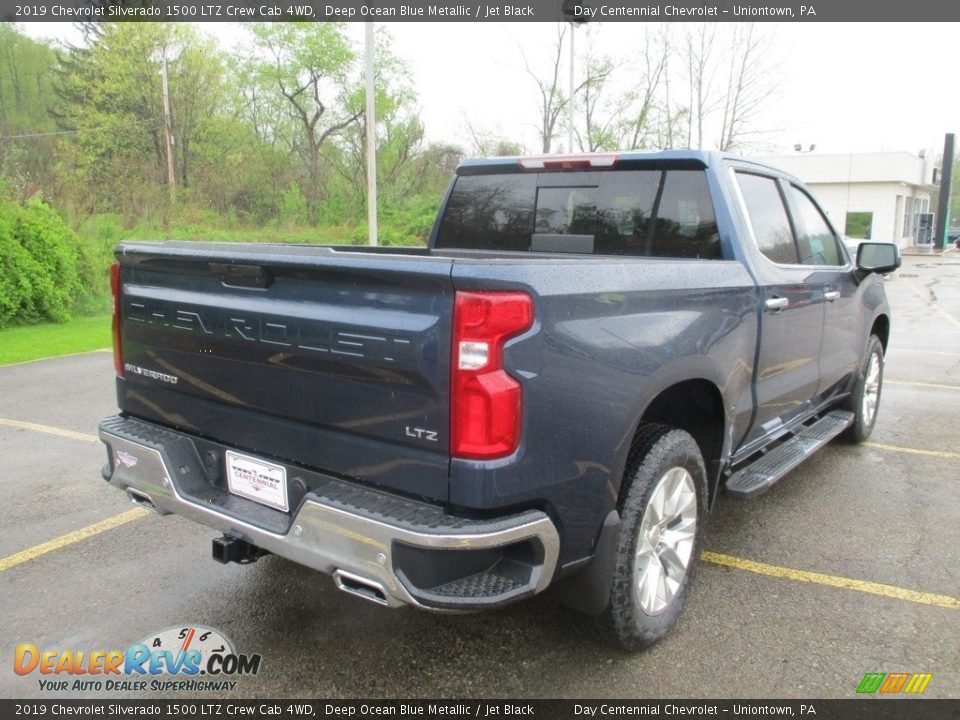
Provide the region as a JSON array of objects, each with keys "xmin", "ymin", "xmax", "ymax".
[{"xmin": 856, "ymin": 242, "xmax": 901, "ymax": 276}]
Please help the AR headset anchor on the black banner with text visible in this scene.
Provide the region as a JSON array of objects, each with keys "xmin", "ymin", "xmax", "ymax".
[
  {"xmin": 2, "ymin": 700, "xmax": 959, "ymax": 720},
  {"xmin": 4, "ymin": 0, "xmax": 960, "ymax": 22}
]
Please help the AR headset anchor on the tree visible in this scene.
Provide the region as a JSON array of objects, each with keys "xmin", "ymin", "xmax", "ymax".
[
  {"xmin": 615, "ymin": 27, "xmax": 671, "ymax": 150},
  {"xmin": 463, "ymin": 118, "xmax": 524, "ymax": 157},
  {"xmin": 245, "ymin": 23, "xmax": 362, "ymax": 225},
  {"xmin": 54, "ymin": 23, "xmax": 231, "ymax": 219},
  {"xmin": 683, "ymin": 24, "xmax": 719, "ymax": 150},
  {"xmin": 520, "ymin": 24, "xmax": 569, "ymax": 154},
  {"xmin": 0, "ymin": 26, "xmax": 59, "ymax": 199},
  {"xmin": 575, "ymin": 52, "xmax": 617, "ymax": 152},
  {"xmin": 718, "ymin": 24, "xmax": 777, "ymax": 152},
  {"xmin": 573, "ymin": 26, "xmax": 673, "ymax": 152},
  {"xmin": 323, "ymin": 30, "xmax": 427, "ymax": 215}
]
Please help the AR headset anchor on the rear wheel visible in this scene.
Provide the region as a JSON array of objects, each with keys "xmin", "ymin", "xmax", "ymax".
[
  {"xmin": 599, "ymin": 424, "xmax": 707, "ymax": 651},
  {"xmin": 842, "ymin": 335, "xmax": 884, "ymax": 443}
]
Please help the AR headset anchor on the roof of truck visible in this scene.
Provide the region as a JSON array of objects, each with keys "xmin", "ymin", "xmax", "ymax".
[{"xmin": 456, "ymin": 150, "xmax": 797, "ymax": 182}]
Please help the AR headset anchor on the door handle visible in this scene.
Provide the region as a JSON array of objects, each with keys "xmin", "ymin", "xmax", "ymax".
[
  {"xmin": 765, "ymin": 297, "xmax": 789, "ymax": 312},
  {"xmin": 824, "ymin": 290, "xmax": 841, "ymax": 302}
]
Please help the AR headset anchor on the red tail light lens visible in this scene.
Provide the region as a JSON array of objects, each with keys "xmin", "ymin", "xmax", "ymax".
[
  {"xmin": 451, "ymin": 291, "xmax": 533, "ymax": 459},
  {"xmin": 111, "ymin": 262, "xmax": 123, "ymax": 378}
]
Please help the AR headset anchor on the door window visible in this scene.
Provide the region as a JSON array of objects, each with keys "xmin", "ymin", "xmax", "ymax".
[
  {"xmin": 788, "ymin": 185, "xmax": 843, "ymax": 266},
  {"xmin": 736, "ymin": 173, "xmax": 799, "ymax": 265}
]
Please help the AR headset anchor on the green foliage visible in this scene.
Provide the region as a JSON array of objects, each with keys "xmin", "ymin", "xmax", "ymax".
[
  {"xmin": 0, "ymin": 314, "xmax": 112, "ymax": 365},
  {"xmin": 0, "ymin": 25, "xmax": 58, "ymax": 198},
  {"xmin": 844, "ymin": 212, "xmax": 873, "ymax": 240},
  {"xmin": 0, "ymin": 198, "xmax": 86, "ymax": 327},
  {"xmin": 0, "ymin": 24, "xmax": 460, "ymax": 330},
  {"xmin": 279, "ymin": 182, "xmax": 309, "ymax": 225}
]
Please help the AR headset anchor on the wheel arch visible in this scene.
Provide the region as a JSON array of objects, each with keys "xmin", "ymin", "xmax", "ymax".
[
  {"xmin": 614, "ymin": 371, "xmax": 730, "ymax": 509},
  {"xmin": 871, "ymin": 313, "xmax": 890, "ymax": 353}
]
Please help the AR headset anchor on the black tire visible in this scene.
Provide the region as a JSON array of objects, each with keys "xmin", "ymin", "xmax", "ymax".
[
  {"xmin": 842, "ymin": 335, "xmax": 884, "ymax": 443},
  {"xmin": 598, "ymin": 424, "xmax": 707, "ymax": 651}
]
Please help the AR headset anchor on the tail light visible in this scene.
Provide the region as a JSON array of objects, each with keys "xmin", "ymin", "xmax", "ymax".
[
  {"xmin": 111, "ymin": 262, "xmax": 123, "ymax": 378},
  {"xmin": 451, "ymin": 291, "xmax": 533, "ymax": 459}
]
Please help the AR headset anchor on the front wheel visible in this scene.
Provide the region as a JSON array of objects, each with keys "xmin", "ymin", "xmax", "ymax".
[
  {"xmin": 599, "ymin": 424, "xmax": 707, "ymax": 651},
  {"xmin": 842, "ymin": 335, "xmax": 884, "ymax": 443}
]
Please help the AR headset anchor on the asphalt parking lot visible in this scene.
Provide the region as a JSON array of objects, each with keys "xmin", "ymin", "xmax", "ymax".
[{"xmin": 1, "ymin": 254, "xmax": 958, "ymax": 700}]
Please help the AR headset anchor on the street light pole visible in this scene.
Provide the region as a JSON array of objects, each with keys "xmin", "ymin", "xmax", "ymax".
[
  {"xmin": 365, "ymin": 22, "xmax": 378, "ymax": 247},
  {"xmin": 568, "ymin": 22, "xmax": 575, "ymax": 154}
]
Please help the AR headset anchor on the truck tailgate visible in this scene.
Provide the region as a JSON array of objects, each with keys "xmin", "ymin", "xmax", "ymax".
[{"xmin": 115, "ymin": 242, "xmax": 454, "ymax": 502}]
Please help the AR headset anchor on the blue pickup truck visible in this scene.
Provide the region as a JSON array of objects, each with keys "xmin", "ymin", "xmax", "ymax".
[{"xmin": 99, "ymin": 151, "xmax": 900, "ymax": 650}]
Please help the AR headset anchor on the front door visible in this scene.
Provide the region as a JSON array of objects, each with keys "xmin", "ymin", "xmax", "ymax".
[
  {"xmin": 734, "ymin": 171, "xmax": 826, "ymax": 450},
  {"xmin": 782, "ymin": 183, "xmax": 861, "ymax": 399}
]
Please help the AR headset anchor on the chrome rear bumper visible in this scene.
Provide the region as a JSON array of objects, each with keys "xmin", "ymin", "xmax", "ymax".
[{"xmin": 98, "ymin": 415, "xmax": 559, "ymax": 611}]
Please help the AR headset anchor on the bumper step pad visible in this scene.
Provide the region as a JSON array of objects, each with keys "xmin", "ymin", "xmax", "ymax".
[{"xmin": 99, "ymin": 414, "xmax": 560, "ymax": 610}]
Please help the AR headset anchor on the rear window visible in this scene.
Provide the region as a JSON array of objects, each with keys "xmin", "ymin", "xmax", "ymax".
[{"xmin": 436, "ymin": 170, "xmax": 722, "ymax": 259}]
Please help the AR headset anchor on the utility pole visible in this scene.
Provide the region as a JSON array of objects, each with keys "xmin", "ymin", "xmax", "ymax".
[
  {"xmin": 159, "ymin": 55, "xmax": 176, "ymax": 204},
  {"xmin": 933, "ymin": 133, "xmax": 955, "ymax": 251},
  {"xmin": 365, "ymin": 22, "xmax": 378, "ymax": 247},
  {"xmin": 561, "ymin": 1, "xmax": 589, "ymax": 154},
  {"xmin": 568, "ymin": 21, "xmax": 575, "ymax": 154}
]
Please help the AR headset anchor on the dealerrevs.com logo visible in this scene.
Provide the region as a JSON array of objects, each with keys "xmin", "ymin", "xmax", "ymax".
[{"xmin": 14, "ymin": 626, "xmax": 262, "ymax": 693}]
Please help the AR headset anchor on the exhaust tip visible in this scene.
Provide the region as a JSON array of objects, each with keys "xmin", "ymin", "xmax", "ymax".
[
  {"xmin": 333, "ymin": 570, "xmax": 389, "ymax": 606},
  {"xmin": 126, "ymin": 488, "xmax": 166, "ymax": 515}
]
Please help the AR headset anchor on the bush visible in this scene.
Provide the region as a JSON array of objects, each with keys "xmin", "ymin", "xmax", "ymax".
[{"xmin": 0, "ymin": 198, "xmax": 86, "ymax": 327}]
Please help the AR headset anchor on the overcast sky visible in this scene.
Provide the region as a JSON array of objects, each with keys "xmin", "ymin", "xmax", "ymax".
[{"xmin": 20, "ymin": 21, "xmax": 960, "ymax": 157}]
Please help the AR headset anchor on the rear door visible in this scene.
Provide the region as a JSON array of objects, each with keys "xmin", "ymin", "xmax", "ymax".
[
  {"xmin": 117, "ymin": 244, "xmax": 455, "ymax": 501},
  {"xmin": 734, "ymin": 171, "xmax": 825, "ymax": 450}
]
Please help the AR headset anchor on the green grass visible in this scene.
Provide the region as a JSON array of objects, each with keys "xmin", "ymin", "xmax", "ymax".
[{"xmin": 0, "ymin": 314, "xmax": 112, "ymax": 365}]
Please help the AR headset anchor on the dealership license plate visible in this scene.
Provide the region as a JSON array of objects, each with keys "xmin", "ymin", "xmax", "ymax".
[{"xmin": 225, "ymin": 451, "xmax": 289, "ymax": 512}]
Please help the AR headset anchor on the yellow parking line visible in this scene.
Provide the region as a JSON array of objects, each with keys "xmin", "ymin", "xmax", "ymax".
[
  {"xmin": 0, "ymin": 417, "xmax": 99, "ymax": 444},
  {"xmin": 0, "ymin": 508, "xmax": 149, "ymax": 573},
  {"xmin": 886, "ymin": 380, "xmax": 960, "ymax": 391},
  {"xmin": 3, "ymin": 503, "xmax": 958, "ymax": 615},
  {"xmin": 702, "ymin": 552, "xmax": 960, "ymax": 610},
  {"xmin": 2, "ymin": 414, "xmax": 957, "ymax": 612},
  {"xmin": 900, "ymin": 279, "xmax": 960, "ymax": 330},
  {"xmin": 863, "ymin": 442, "xmax": 960, "ymax": 460},
  {"xmin": 890, "ymin": 348, "xmax": 960, "ymax": 357}
]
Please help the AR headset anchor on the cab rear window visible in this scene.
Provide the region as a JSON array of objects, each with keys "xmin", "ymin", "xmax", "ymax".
[{"xmin": 435, "ymin": 170, "xmax": 722, "ymax": 259}]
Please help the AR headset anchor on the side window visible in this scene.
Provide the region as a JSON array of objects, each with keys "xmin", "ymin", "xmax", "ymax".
[
  {"xmin": 651, "ymin": 171, "xmax": 721, "ymax": 259},
  {"xmin": 736, "ymin": 173, "xmax": 799, "ymax": 265},
  {"xmin": 788, "ymin": 185, "xmax": 843, "ymax": 266},
  {"xmin": 435, "ymin": 174, "xmax": 536, "ymax": 251}
]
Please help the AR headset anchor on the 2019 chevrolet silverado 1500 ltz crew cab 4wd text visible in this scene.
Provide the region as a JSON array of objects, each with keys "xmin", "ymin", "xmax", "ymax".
[{"xmin": 99, "ymin": 151, "xmax": 901, "ymax": 650}]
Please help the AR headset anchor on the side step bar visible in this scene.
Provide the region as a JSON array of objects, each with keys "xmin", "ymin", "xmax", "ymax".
[{"xmin": 725, "ymin": 410, "xmax": 854, "ymax": 500}]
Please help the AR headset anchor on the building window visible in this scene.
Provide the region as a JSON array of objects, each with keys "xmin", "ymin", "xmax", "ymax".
[
  {"xmin": 845, "ymin": 212, "xmax": 873, "ymax": 239},
  {"xmin": 903, "ymin": 197, "xmax": 916, "ymax": 239}
]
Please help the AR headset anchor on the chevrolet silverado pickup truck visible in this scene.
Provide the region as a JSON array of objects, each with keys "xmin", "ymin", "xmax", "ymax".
[{"xmin": 98, "ymin": 151, "xmax": 901, "ymax": 650}]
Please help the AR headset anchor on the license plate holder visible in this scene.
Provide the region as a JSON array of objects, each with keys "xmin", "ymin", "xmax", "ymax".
[{"xmin": 225, "ymin": 450, "xmax": 289, "ymax": 512}]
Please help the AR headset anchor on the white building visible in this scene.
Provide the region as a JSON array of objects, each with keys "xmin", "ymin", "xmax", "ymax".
[{"xmin": 756, "ymin": 151, "xmax": 940, "ymax": 248}]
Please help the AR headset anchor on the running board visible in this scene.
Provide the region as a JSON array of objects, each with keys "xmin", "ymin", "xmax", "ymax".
[{"xmin": 725, "ymin": 410, "xmax": 854, "ymax": 500}]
